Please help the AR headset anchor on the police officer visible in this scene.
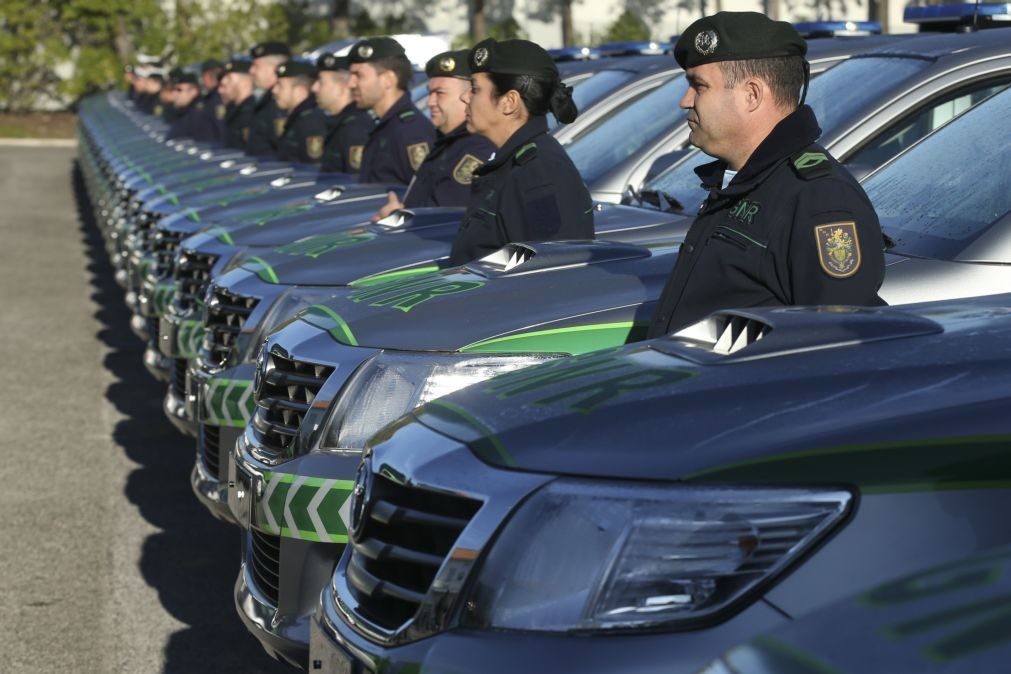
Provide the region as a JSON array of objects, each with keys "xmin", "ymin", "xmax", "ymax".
[
  {"xmin": 273, "ymin": 60, "xmax": 328, "ymax": 164},
  {"xmin": 247, "ymin": 41, "xmax": 290, "ymax": 156},
  {"xmin": 220, "ymin": 59, "xmax": 256, "ymax": 149},
  {"xmin": 166, "ymin": 71, "xmax": 220, "ymax": 141},
  {"xmin": 348, "ymin": 37, "xmax": 436, "ymax": 184},
  {"xmin": 646, "ymin": 12, "xmax": 886, "ymax": 337},
  {"xmin": 200, "ymin": 59, "xmax": 226, "ymax": 142},
  {"xmin": 313, "ymin": 53, "xmax": 374, "ymax": 174},
  {"xmin": 448, "ymin": 38, "xmax": 593, "ymax": 266},
  {"xmin": 374, "ymin": 49, "xmax": 495, "ymax": 220}
]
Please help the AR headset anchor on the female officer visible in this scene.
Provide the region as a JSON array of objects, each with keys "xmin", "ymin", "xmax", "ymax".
[{"xmin": 448, "ymin": 38, "xmax": 594, "ymax": 265}]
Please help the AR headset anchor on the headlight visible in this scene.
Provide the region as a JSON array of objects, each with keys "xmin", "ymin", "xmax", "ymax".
[
  {"xmin": 462, "ymin": 480, "xmax": 852, "ymax": 633},
  {"xmin": 242, "ymin": 287, "xmax": 338, "ymax": 360},
  {"xmin": 319, "ymin": 351, "xmax": 561, "ymax": 451}
]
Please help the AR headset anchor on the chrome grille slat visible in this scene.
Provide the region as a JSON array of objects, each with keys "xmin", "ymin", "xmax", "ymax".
[
  {"xmin": 201, "ymin": 287, "xmax": 260, "ymax": 369},
  {"xmin": 250, "ymin": 529, "xmax": 281, "ymax": 605},
  {"xmin": 174, "ymin": 251, "xmax": 219, "ymax": 312},
  {"xmin": 170, "ymin": 358, "xmax": 187, "ymax": 398},
  {"xmin": 201, "ymin": 424, "xmax": 220, "ymax": 476},
  {"xmin": 250, "ymin": 351, "xmax": 333, "ymax": 459},
  {"xmin": 346, "ymin": 474, "xmax": 481, "ymax": 631}
]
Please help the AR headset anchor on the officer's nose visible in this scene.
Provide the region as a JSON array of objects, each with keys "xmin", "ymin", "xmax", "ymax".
[{"xmin": 680, "ymin": 87, "xmax": 695, "ymax": 110}]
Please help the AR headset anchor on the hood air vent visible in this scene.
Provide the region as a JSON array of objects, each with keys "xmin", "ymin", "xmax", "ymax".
[
  {"xmin": 674, "ymin": 314, "xmax": 770, "ymax": 355},
  {"xmin": 469, "ymin": 241, "xmax": 652, "ymax": 277}
]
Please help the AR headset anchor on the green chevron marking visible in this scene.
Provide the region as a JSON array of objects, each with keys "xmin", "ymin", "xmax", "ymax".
[
  {"xmin": 202, "ymin": 377, "xmax": 254, "ymax": 427},
  {"xmin": 274, "ymin": 231, "xmax": 377, "ymax": 258},
  {"xmin": 348, "ymin": 266, "xmax": 441, "ymax": 288},
  {"xmin": 260, "ymin": 473, "xmax": 355, "ymax": 542},
  {"xmin": 460, "ymin": 322, "xmax": 649, "ymax": 356},
  {"xmin": 207, "ymin": 226, "xmax": 234, "ymax": 245},
  {"xmin": 299, "ymin": 304, "xmax": 358, "ymax": 346},
  {"xmin": 175, "ymin": 319, "xmax": 205, "ymax": 359}
]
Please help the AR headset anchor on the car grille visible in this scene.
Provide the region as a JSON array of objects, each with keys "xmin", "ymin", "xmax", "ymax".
[
  {"xmin": 170, "ymin": 357, "xmax": 187, "ymax": 399},
  {"xmin": 251, "ymin": 351, "xmax": 333, "ymax": 460},
  {"xmin": 146, "ymin": 316, "xmax": 160, "ymax": 341},
  {"xmin": 201, "ymin": 423, "xmax": 221, "ymax": 477},
  {"xmin": 250, "ymin": 528, "xmax": 281, "ymax": 606},
  {"xmin": 135, "ymin": 211, "xmax": 161, "ymax": 256},
  {"xmin": 203, "ymin": 287, "xmax": 260, "ymax": 368},
  {"xmin": 174, "ymin": 251, "xmax": 219, "ymax": 312},
  {"xmin": 152, "ymin": 228, "xmax": 185, "ymax": 279},
  {"xmin": 345, "ymin": 474, "xmax": 481, "ymax": 631}
]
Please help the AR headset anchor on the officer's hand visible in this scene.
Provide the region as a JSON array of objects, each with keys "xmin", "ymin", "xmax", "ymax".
[{"xmin": 371, "ymin": 191, "xmax": 404, "ymax": 222}]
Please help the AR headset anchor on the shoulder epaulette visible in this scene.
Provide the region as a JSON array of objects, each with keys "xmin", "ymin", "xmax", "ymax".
[
  {"xmin": 790, "ymin": 148, "xmax": 833, "ymax": 180},
  {"xmin": 513, "ymin": 142, "xmax": 538, "ymax": 165},
  {"xmin": 398, "ymin": 109, "xmax": 416, "ymax": 121}
]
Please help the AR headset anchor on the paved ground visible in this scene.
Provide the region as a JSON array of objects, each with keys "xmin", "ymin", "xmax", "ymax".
[{"xmin": 0, "ymin": 145, "xmax": 289, "ymax": 673}]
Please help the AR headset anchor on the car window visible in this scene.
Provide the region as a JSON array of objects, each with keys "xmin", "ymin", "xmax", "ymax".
[
  {"xmin": 865, "ymin": 87, "xmax": 1011, "ymax": 260},
  {"xmin": 806, "ymin": 55, "xmax": 932, "ymax": 136},
  {"xmin": 848, "ymin": 80, "xmax": 1011, "ymax": 168},
  {"xmin": 562, "ymin": 74, "xmax": 688, "ymax": 184},
  {"xmin": 548, "ymin": 69, "xmax": 638, "ymax": 129}
]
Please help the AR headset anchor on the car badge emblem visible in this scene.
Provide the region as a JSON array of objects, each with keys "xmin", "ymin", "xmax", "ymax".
[
  {"xmin": 474, "ymin": 48, "xmax": 489, "ymax": 67},
  {"xmin": 253, "ymin": 348, "xmax": 269, "ymax": 398},
  {"xmin": 695, "ymin": 30, "xmax": 718, "ymax": 56},
  {"xmin": 349, "ymin": 458, "xmax": 373, "ymax": 541},
  {"xmin": 439, "ymin": 56, "xmax": 455, "ymax": 73},
  {"xmin": 358, "ymin": 44, "xmax": 374, "ymax": 59}
]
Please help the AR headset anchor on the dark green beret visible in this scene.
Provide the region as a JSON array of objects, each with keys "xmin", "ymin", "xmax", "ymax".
[
  {"xmin": 276, "ymin": 60, "xmax": 318, "ymax": 79},
  {"xmin": 251, "ymin": 41, "xmax": 291, "ymax": 59},
  {"xmin": 201, "ymin": 59, "xmax": 223, "ymax": 72},
  {"xmin": 224, "ymin": 59, "xmax": 252, "ymax": 74},
  {"xmin": 467, "ymin": 38, "xmax": 558, "ymax": 80},
  {"xmin": 424, "ymin": 50, "xmax": 471, "ymax": 79},
  {"xmin": 168, "ymin": 67, "xmax": 185, "ymax": 82},
  {"xmin": 674, "ymin": 12, "xmax": 807, "ymax": 69},
  {"xmin": 348, "ymin": 37, "xmax": 406, "ymax": 63},
  {"xmin": 124, "ymin": 64, "xmax": 134, "ymax": 74},
  {"xmin": 317, "ymin": 53, "xmax": 351, "ymax": 72},
  {"xmin": 174, "ymin": 72, "xmax": 200, "ymax": 86}
]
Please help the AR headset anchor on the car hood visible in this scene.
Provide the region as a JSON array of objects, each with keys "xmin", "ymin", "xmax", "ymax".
[{"xmin": 413, "ymin": 295, "xmax": 1011, "ymax": 483}]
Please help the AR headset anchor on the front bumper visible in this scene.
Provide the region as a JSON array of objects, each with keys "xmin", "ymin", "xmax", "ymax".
[
  {"xmin": 190, "ymin": 422, "xmax": 242, "ymax": 523},
  {"xmin": 142, "ymin": 342, "xmax": 171, "ymax": 381},
  {"xmin": 158, "ymin": 310, "xmax": 204, "ymax": 360},
  {"xmin": 163, "ymin": 382, "xmax": 198, "ymax": 436}
]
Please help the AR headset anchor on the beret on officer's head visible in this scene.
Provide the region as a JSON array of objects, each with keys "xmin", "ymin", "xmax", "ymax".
[
  {"xmin": 317, "ymin": 53, "xmax": 351, "ymax": 72},
  {"xmin": 674, "ymin": 12, "xmax": 807, "ymax": 70},
  {"xmin": 349, "ymin": 37, "xmax": 407, "ymax": 63},
  {"xmin": 425, "ymin": 50, "xmax": 472, "ymax": 80},
  {"xmin": 174, "ymin": 72, "xmax": 200, "ymax": 86},
  {"xmin": 224, "ymin": 59, "xmax": 252, "ymax": 74},
  {"xmin": 467, "ymin": 38, "xmax": 559, "ymax": 80},
  {"xmin": 276, "ymin": 60, "xmax": 318, "ymax": 79},
  {"xmin": 201, "ymin": 59, "xmax": 223, "ymax": 72},
  {"xmin": 251, "ymin": 41, "xmax": 291, "ymax": 59}
]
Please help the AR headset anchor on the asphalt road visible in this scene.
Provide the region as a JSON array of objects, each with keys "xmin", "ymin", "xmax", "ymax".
[{"xmin": 0, "ymin": 144, "xmax": 289, "ymax": 673}]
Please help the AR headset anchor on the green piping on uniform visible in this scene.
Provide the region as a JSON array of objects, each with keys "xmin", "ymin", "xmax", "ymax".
[
  {"xmin": 259, "ymin": 473, "xmax": 355, "ymax": 542},
  {"xmin": 423, "ymin": 399, "xmax": 515, "ymax": 467},
  {"xmin": 202, "ymin": 377, "xmax": 255, "ymax": 427},
  {"xmin": 299, "ymin": 304, "xmax": 359, "ymax": 346},
  {"xmin": 349, "ymin": 266, "xmax": 441, "ymax": 288},
  {"xmin": 683, "ymin": 433, "xmax": 1011, "ymax": 494},
  {"xmin": 242, "ymin": 256, "xmax": 280, "ymax": 284},
  {"xmin": 460, "ymin": 322, "xmax": 649, "ymax": 356}
]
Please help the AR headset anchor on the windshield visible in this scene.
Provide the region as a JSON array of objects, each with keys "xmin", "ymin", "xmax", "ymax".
[
  {"xmin": 563, "ymin": 74, "xmax": 688, "ymax": 184},
  {"xmin": 641, "ymin": 55, "xmax": 934, "ymax": 212},
  {"xmin": 866, "ymin": 87, "xmax": 1011, "ymax": 260}
]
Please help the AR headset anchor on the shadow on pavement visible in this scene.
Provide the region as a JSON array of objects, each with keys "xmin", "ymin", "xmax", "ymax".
[{"xmin": 73, "ymin": 163, "xmax": 291, "ymax": 674}]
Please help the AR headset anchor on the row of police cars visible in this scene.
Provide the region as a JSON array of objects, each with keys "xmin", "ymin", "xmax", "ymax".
[{"xmin": 78, "ymin": 8, "xmax": 1011, "ymax": 673}]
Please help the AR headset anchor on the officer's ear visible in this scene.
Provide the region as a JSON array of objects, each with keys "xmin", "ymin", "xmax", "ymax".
[
  {"xmin": 379, "ymin": 67, "xmax": 398, "ymax": 92},
  {"xmin": 742, "ymin": 77, "xmax": 765, "ymax": 113},
  {"xmin": 499, "ymin": 89, "xmax": 522, "ymax": 117}
]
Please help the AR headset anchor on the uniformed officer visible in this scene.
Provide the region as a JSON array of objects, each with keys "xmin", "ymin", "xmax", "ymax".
[
  {"xmin": 348, "ymin": 37, "xmax": 437, "ymax": 184},
  {"xmin": 646, "ymin": 12, "xmax": 886, "ymax": 337},
  {"xmin": 166, "ymin": 71, "xmax": 220, "ymax": 142},
  {"xmin": 373, "ymin": 49, "xmax": 495, "ymax": 220},
  {"xmin": 124, "ymin": 64, "xmax": 137, "ymax": 100},
  {"xmin": 247, "ymin": 41, "xmax": 290, "ymax": 156},
  {"xmin": 447, "ymin": 38, "xmax": 594, "ymax": 266},
  {"xmin": 161, "ymin": 69, "xmax": 185, "ymax": 122},
  {"xmin": 272, "ymin": 60, "xmax": 328, "ymax": 164},
  {"xmin": 220, "ymin": 59, "xmax": 256, "ymax": 150},
  {"xmin": 200, "ymin": 59, "xmax": 226, "ymax": 142},
  {"xmin": 312, "ymin": 53, "xmax": 374, "ymax": 174}
]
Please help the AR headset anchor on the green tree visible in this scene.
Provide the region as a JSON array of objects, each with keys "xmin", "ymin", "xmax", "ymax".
[
  {"xmin": 600, "ymin": 9, "xmax": 651, "ymax": 43},
  {"xmin": 0, "ymin": 2, "xmax": 67, "ymax": 110}
]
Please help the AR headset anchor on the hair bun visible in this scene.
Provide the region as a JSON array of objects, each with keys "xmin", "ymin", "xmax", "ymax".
[{"xmin": 549, "ymin": 82, "xmax": 578, "ymax": 124}]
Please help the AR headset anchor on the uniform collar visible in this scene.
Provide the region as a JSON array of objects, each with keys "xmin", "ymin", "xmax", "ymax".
[
  {"xmin": 436, "ymin": 122, "xmax": 470, "ymax": 147},
  {"xmin": 285, "ymin": 94, "xmax": 316, "ymax": 126},
  {"xmin": 695, "ymin": 105, "xmax": 822, "ymax": 194},
  {"xmin": 375, "ymin": 92, "xmax": 413, "ymax": 128},
  {"xmin": 479, "ymin": 116, "xmax": 549, "ymax": 173}
]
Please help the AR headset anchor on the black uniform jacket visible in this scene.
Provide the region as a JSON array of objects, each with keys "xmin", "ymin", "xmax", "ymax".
[
  {"xmin": 403, "ymin": 124, "xmax": 494, "ymax": 209},
  {"xmin": 202, "ymin": 90, "xmax": 226, "ymax": 143},
  {"xmin": 647, "ymin": 105, "xmax": 886, "ymax": 338},
  {"xmin": 320, "ymin": 102, "xmax": 374, "ymax": 174},
  {"xmin": 166, "ymin": 100, "xmax": 220, "ymax": 142},
  {"xmin": 358, "ymin": 93, "xmax": 436, "ymax": 185},
  {"xmin": 276, "ymin": 95, "xmax": 328, "ymax": 164},
  {"xmin": 448, "ymin": 115, "xmax": 594, "ymax": 266},
  {"xmin": 246, "ymin": 91, "xmax": 285, "ymax": 157},
  {"xmin": 224, "ymin": 95, "xmax": 256, "ymax": 150}
]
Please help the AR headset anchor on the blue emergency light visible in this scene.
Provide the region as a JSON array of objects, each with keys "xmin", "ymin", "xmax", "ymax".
[
  {"xmin": 597, "ymin": 41, "xmax": 672, "ymax": 57},
  {"xmin": 794, "ymin": 20, "xmax": 883, "ymax": 37},
  {"xmin": 548, "ymin": 46, "xmax": 600, "ymax": 62},
  {"xmin": 904, "ymin": 2, "xmax": 1011, "ymax": 30}
]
